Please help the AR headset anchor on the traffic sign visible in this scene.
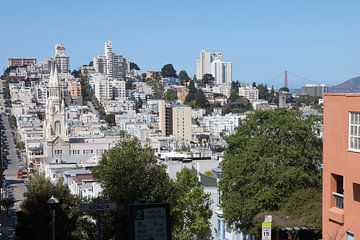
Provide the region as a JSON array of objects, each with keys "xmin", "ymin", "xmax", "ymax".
[
  {"xmin": 262, "ymin": 222, "xmax": 272, "ymax": 240},
  {"xmin": 80, "ymin": 202, "xmax": 116, "ymax": 212},
  {"xmin": 130, "ymin": 203, "xmax": 171, "ymax": 240}
]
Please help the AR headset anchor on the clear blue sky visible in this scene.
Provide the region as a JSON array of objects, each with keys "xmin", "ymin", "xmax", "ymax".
[{"xmin": 1, "ymin": 0, "xmax": 360, "ymax": 88}]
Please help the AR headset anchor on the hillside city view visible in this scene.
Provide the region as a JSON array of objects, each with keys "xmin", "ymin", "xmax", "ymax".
[{"xmin": 0, "ymin": 1, "xmax": 360, "ymax": 240}]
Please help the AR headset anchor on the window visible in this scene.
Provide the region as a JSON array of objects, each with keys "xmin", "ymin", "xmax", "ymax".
[
  {"xmin": 349, "ymin": 112, "xmax": 360, "ymax": 150},
  {"xmin": 332, "ymin": 174, "xmax": 344, "ymax": 209},
  {"xmin": 345, "ymin": 232, "xmax": 354, "ymax": 240}
]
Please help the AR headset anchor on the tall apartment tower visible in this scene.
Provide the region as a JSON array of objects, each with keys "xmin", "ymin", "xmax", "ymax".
[
  {"xmin": 211, "ymin": 60, "xmax": 232, "ymax": 85},
  {"xmin": 93, "ymin": 41, "xmax": 127, "ymax": 80},
  {"xmin": 196, "ymin": 50, "xmax": 223, "ymax": 80},
  {"xmin": 159, "ymin": 101, "xmax": 192, "ymax": 140},
  {"xmin": 54, "ymin": 43, "xmax": 70, "ymax": 73},
  {"xmin": 104, "ymin": 41, "xmax": 114, "ymax": 78},
  {"xmin": 323, "ymin": 94, "xmax": 360, "ymax": 238}
]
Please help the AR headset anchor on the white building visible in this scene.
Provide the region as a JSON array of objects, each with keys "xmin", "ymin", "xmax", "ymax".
[
  {"xmin": 212, "ymin": 83, "xmax": 232, "ymax": 98},
  {"xmin": 196, "ymin": 50, "xmax": 223, "ymax": 80},
  {"xmin": 54, "ymin": 43, "xmax": 70, "ymax": 73},
  {"xmin": 91, "ymin": 74, "xmax": 126, "ymax": 103},
  {"xmin": 93, "ymin": 41, "xmax": 127, "ymax": 80},
  {"xmin": 238, "ymin": 85, "xmax": 259, "ymax": 101},
  {"xmin": 211, "ymin": 60, "xmax": 232, "ymax": 85}
]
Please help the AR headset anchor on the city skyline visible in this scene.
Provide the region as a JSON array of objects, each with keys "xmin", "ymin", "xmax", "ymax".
[{"xmin": 1, "ymin": 0, "xmax": 360, "ymax": 88}]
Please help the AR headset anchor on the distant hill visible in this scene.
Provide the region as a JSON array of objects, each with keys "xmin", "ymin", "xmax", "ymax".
[{"xmin": 329, "ymin": 76, "xmax": 360, "ymax": 93}]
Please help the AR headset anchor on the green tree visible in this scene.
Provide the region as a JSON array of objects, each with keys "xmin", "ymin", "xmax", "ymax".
[
  {"xmin": 178, "ymin": 70, "xmax": 190, "ymax": 85},
  {"xmin": 195, "ymin": 89, "xmax": 209, "ymax": 108},
  {"xmin": 164, "ymin": 89, "xmax": 178, "ymax": 103},
  {"xmin": 104, "ymin": 113, "xmax": 115, "ymax": 126},
  {"xmin": 8, "ymin": 115, "xmax": 17, "ymax": 129},
  {"xmin": 16, "ymin": 175, "xmax": 81, "ymax": 240},
  {"xmin": 220, "ymin": 109, "xmax": 322, "ymax": 231},
  {"xmin": 130, "ymin": 62, "xmax": 140, "ymax": 70},
  {"xmin": 71, "ymin": 69, "xmax": 81, "ymax": 78},
  {"xmin": 279, "ymin": 87, "xmax": 289, "ymax": 92},
  {"xmin": 161, "ymin": 64, "xmax": 177, "ymax": 78},
  {"xmin": 184, "ymin": 80, "xmax": 197, "ymax": 104},
  {"xmin": 172, "ymin": 168, "xmax": 212, "ymax": 240},
  {"xmin": 200, "ymin": 74, "xmax": 214, "ymax": 86},
  {"xmin": 228, "ymin": 81, "xmax": 241, "ymax": 103},
  {"xmin": 92, "ymin": 134, "xmax": 177, "ymax": 239},
  {"xmin": 252, "ymin": 188, "xmax": 322, "ymax": 237},
  {"xmin": 16, "ymin": 141, "xmax": 25, "ymax": 150}
]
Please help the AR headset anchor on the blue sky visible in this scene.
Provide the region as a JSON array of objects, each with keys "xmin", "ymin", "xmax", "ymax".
[{"xmin": 1, "ymin": 0, "xmax": 360, "ymax": 88}]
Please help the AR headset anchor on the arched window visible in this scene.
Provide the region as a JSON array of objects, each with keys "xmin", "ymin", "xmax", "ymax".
[{"xmin": 55, "ymin": 121, "xmax": 61, "ymax": 135}]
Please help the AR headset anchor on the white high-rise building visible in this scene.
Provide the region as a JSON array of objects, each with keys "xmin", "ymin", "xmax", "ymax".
[
  {"xmin": 211, "ymin": 60, "xmax": 232, "ymax": 85},
  {"xmin": 93, "ymin": 41, "xmax": 127, "ymax": 80},
  {"xmin": 196, "ymin": 50, "xmax": 223, "ymax": 80},
  {"xmin": 104, "ymin": 41, "xmax": 114, "ymax": 78},
  {"xmin": 54, "ymin": 43, "xmax": 70, "ymax": 73},
  {"xmin": 92, "ymin": 74, "xmax": 126, "ymax": 103},
  {"xmin": 93, "ymin": 56, "xmax": 106, "ymax": 74}
]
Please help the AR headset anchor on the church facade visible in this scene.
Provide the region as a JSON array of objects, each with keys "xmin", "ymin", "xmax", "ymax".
[{"xmin": 43, "ymin": 62, "xmax": 70, "ymax": 157}]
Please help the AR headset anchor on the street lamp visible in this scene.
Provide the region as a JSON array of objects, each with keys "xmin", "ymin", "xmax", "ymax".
[{"xmin": 47, "ymin": 196, "xmax": 59, "ymax": 240}]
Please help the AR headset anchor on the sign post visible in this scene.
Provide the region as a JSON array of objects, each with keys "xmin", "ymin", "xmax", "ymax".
[
  {"xmin": 130, "ymin": 203, "xmax": 171, "ymax": 240},
  {"xmin": 262, "ymin": 214, "xmax": 272, "ymax": 240},
  {"xmin": 80, "ymin": 199, "xmax": 117, "ymax": 240}
]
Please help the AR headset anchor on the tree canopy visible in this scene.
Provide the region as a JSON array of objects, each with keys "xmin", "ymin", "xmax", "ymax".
[
  {"xmin": 184, "ymin": 80, "xmax": 209, "ymax": 108},
  {"xmin": 200, "ymin": 74, "xmax": 214, "ymax": 86},
  {"xmin": 104, "ymin": 113, "xmax": 115, "ymax": 126},
  {"xmin": 92, "ymin": 134, "xmax": 212, "ymax": 239},
  {"xmin": 130, "ymin": 62, "xmax": 140, "ymax": 70},
  {"xmin": 172, "ymin": 168, "xmax": 212, "ymax": 240},
  {"xmin": 219, "ymin": 109, "xmax": 322, "ymax": 231},
  {"xmin": 164, "ymin": 89, "xmax": 178, "ymax": 103},
  {"xmin": 178, "ymin": 70, "xmax": 190, "ymax": 85},
  {"xmin": 92, "ymin": 134, "xmax": 177, "ymax": 239},
  {"xmin": 16, "ymin": 175, "xmax": 81, "ymax": 240},
  {"xmin": 161, "ymin": 64, "xmax": 177, "ymax": 78}
]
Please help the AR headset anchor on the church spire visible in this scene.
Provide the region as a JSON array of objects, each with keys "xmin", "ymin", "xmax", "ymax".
[{"xmin": 48, "ymin": 60, "xmax": 61, "ymax": 98}]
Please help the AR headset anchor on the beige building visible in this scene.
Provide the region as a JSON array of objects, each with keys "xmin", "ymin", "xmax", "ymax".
[
  {"xmin": 238, "ymin": 85, "xmax": 259, "ymax": 101},
  {"xmin": 159, "ymin": 101, "xmax": 192, "ymax": 140},
  {"xmin": 68, "ymin": 80, "xmax": 82, "ymax": 97},
  {"xmin": 8, "ymin": 58, "xmax": 37, "ymax": 67}
]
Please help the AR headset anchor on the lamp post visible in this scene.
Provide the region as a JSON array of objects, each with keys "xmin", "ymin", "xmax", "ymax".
[{"xmin": 47, "ymin": 196, "xmax": 59, "ymax": 240}]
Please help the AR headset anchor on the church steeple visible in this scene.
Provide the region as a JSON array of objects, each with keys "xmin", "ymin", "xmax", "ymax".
[
  {"xmin": 48, "ymin": 61, "xmax": 61, "ymax": 98},
  {"xmin": 43, "ymin": 60, "xmax": 69, "ymax": 157}
]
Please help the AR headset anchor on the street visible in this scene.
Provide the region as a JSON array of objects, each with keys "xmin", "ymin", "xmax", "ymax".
[{"xmin": 0, "ymin": 79, "xmax": 27, "ymax": 239}]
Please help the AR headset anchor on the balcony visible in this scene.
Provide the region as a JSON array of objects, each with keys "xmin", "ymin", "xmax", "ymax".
[{"xmin": 333, "ymin": 192, "xmax": 344, "ymax": 209}]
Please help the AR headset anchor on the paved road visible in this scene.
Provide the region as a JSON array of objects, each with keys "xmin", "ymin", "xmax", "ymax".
[{"xmin": 0, "ymin": 79, "xmax": 26, "ymax": 239}]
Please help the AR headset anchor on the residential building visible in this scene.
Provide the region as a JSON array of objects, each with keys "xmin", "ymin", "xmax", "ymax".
[
  {"xmin": 54, "ymin": 43, "xmax": 70, "ymax": 73},
  {"xmin": 196, "ymin": 50, "xmax": 223, "ymax": 80},
  {"xmin": 91, "ymin": 74, "xmax": 126, "ymax": 103},
  {"xmin": 68, "ymin": 80, "xmax": 82, "ymax": 97},
  {"xmin": 93, "ymin": 41, "xmax": 127, "ymax": 80},
  {"xmin": 8, "ymin": 58, "xmax": 37, "ymax": 67},
  {"xmin": 211, "ymin": 60, "xmax": 232, "ymax": 85},
  {"xmin": 238, "ymin": 85, "xmax": 259, "ymax": 101},
  {"xmin": 159, "ymin": 101, "xmax": 192, "ymax": 140},
  {"xmin": 302, "ymin": 84, "xmax": 328, "ymax": 97},
  {"xmin": 323, "ymin": 94, "xmax": 360, "ymax": 238}
]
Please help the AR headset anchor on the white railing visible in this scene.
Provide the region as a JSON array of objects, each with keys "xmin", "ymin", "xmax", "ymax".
[{"xmin": 333, "ymin": 192, "xmax": 344, "ymax": 209}]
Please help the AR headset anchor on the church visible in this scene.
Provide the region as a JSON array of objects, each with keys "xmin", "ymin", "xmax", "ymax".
[
  {"xmin": 43, "ymin": 62, "xmax": 120, "ymax": 159},
  {"xmin": 43, "ymin": 62, "xmax": 70, "ymax": 157}
]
